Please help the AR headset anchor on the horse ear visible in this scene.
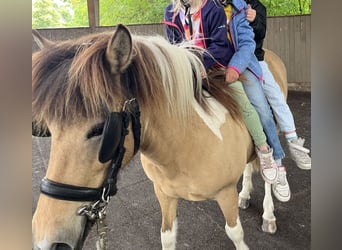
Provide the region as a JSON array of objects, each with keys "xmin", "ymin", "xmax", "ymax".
[
  {"xmin": 32, "ymin": 29, "xmax": 53, "ymax": 49},
  {"xmin": 106, "ymin": 24, "xmax": 133, "ymax": 74}
]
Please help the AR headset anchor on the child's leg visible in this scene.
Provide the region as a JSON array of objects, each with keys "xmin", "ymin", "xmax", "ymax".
[
  {"xmin": 229, "ymin": 81, "xmax": 266, "ymax": 148},
  {"xmin": 229, "ymin": 81, "xmax": 278, "ymax": 184},
  {"xmin": 260, "ymin": 61, "xmax": 311, "ymax": 170},
  {"xmin": 259, "ymin": 61, "xmax": 296, "ymax": 134},
  {"xmin": 241, "ymin": 71, "xmax": 285, "ymax": 162}
]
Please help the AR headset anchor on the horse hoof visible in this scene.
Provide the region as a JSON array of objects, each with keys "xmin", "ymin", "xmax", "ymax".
[
  {"xmin": 239, "ymin": 197, "xmax": 250, "ymax": 209},
  {"xmin": 261, "ymin": 218, "xmax": 277, "ymax": 234}
]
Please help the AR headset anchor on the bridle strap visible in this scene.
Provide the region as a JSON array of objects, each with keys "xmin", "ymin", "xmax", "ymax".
[
  {"xmin": 130, "ymin": 99, "xmax": 141, "ymax": 155},
  {"xmin": 101, "ymin": 111, "xmax": 130, "ymax": 199},
  {"xmin": 41, "ymin": 178, "xmax": 103, "ymax": 202}
]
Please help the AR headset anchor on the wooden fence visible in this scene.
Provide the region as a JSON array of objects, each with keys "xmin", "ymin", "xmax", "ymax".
[{"xmin": 32, "ymin": 15, "xmax": 311, "ymax": 91}]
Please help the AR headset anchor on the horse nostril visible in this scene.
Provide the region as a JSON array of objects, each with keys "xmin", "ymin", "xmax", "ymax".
[{"xmin": 52, "ymin": 243, "xmax": 73, "ymax": 250}]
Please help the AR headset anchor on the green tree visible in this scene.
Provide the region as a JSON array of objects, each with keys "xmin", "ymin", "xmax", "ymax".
[
  {"xmin": 262, "ymin": 0, "xmax": 311, "ymax": 16},
  {"xmin": 32, "ymin": 0, "xmax": 74, "ymax": 28},
  {"xmin": 100, "ymin": 0, "xmax": 169, "ymax": 26},
  {"xmin": 68, "ymin": 0, "xmax": 89, "ymax": 27},
  {"xmin": 32, "ymin": 0, "xmax": 311, "ymax": 29}
]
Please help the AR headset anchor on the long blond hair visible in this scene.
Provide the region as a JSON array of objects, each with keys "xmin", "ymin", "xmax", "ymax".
[{"xmin": 171, "ymin": 0, "xmax": 205, "ymax": 14}]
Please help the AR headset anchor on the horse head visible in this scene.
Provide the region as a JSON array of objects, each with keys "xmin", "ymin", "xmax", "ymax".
[{"xmin": 32, "ymin": 24, "xmax": 139, "ymax": 250}]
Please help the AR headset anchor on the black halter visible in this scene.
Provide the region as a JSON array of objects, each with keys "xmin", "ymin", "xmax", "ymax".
[{"xmin": 40, "ymin": 98, "xmax": 141, "ymax": 202}]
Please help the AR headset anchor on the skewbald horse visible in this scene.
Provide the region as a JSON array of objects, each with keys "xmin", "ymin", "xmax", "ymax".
[{"xmin": 32, "ymin": 24, "xmax": 286, "ymax": 249}]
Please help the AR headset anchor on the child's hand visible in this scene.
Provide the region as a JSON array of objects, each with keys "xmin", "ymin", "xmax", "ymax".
[
  {"xmin": 246, "ymin": 4, "xmax": 256, "ymax": 22},
  {"xmin": 225, "ymin": 68, "xmax": 239, "ymax": 84}
]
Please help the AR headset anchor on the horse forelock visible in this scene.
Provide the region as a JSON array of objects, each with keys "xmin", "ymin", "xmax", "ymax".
[{"xmin": 32, "ymin": 32, "xmax": 123, "ymax": 129}]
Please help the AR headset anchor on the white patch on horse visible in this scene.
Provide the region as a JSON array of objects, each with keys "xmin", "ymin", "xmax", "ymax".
[
  {"xmin": 161, "ymin": 219, "xmax": 177, "ymax": 250},
  {"xmin": 36, "ymin": 237, "xmax": 51, "ymax": 249},
  {"xmin": 193, "ymin": 93, "xmax": 228, "ymax": 140},
  {"xmin": 225, "ymin": 217, "xmax": 249, "ymax": 249}
]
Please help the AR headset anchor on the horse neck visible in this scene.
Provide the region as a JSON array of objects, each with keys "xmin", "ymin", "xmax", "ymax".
[{"xmin": 139, "ymin": 107, "xmax": 194, "ymax": 165}]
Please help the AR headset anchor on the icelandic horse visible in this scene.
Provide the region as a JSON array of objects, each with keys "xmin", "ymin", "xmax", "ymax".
[{"xmin": 32, "ymin": 24, "xmax": 286, "ymax": 250}]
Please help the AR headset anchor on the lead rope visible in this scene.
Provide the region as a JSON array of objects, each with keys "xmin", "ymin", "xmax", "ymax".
[
  {"xmin": 77, "ymin": 188, "xmax": 110, "ymax": 250},
  {"xmin": 95, "ymin": 211, "xmax": 108, "ymax": 250}
]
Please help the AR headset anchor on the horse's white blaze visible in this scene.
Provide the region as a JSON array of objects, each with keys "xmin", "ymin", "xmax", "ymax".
[
  {"xmin": 192, "ymin": 94, "xmax": 228, "ymax": 140},
  {"xmin": 160, "ymin": 219, "xmax": 177, "ymax": 250}
]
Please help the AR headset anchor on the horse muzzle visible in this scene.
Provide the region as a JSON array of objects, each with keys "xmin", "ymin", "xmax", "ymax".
[{"xmin": 32, "ymin": 196, "xmax": 91, "ymax": 250}]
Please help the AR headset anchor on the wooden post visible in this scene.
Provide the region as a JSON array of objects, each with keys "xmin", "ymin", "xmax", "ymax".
[{"xmin": 87, "ymin": 0, "xmax": 99, "ymax": 27}]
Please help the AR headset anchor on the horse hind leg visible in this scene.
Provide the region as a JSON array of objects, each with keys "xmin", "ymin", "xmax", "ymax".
[
  {"xmin": 153, "ymin": 184, "xmax": 179, "ymax": 250},
  {"xmin": 239, "ymin": 163, "xmax": 253, "ymax": 209},
  {"xmin": 261, "ymin": 182, "xmax": 277, "ymax": 234},
  {"xmin": 217, "ymin": 187, "xmax": 249, "ymax": 250}
]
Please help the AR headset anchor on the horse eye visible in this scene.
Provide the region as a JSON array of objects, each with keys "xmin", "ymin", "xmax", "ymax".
[{"xmin": 87, "ymin": 123, "xmax": 104, "ymax": 139}]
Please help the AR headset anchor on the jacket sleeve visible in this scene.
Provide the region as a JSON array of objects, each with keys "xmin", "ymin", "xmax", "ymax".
[
  {"xmin": 228, "ymin": 6, "xmax": 256, "ymax": 74},
  {"xmin": 249, "ymin": 0, "xmax": 266, "ymax": 41},
  {"xmin": 203, "ymin": 6, "xmax": 231, "ymax": 69}
]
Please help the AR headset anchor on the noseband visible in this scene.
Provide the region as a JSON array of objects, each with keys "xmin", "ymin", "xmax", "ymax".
[{"xmin": 39, "ymin": 98, "xmax": 141, "ymax": 204}]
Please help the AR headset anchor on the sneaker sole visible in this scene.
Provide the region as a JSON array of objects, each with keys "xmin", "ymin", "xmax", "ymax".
[
  {"xmin": 295, "ymin": 162, "xmax": 311, "ymax": 170},
  {"xmin": 290, "ymin": 155, "xmax": 311, "ymax": 170},
  {"xmin": 272, "ymin": 187, "xmax": 291, "ymax": 202},
  {"xmin": 289, "ymin": 143, "xmax": 310, "ymax": 153}
]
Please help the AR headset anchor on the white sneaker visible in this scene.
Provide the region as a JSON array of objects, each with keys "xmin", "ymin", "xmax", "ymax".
[
  {"xmin": 288, "ymin": 137, "xmax": 311, "ymax": 170},
  {"xmin": 256, "ymin": 147, "xmax": 278, "ymax": 184},
  {"xmin": 272, "ymin": 166, "xmax": 291, "ymax": 202}
]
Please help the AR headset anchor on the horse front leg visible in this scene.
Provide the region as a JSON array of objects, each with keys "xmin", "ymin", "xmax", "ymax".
[
  {"xmin": 239, "ymin": 163, "xmax": 253, "ymax": 209},
  {"xmin": 217, "ymin": 187, "xmax": 249, "ymax": 250},
  {"xmin": 261, "ymin": 182, "xmax": 277, "ymax": 234},
  {"xmin": 153, "ymin": 184, "xmax": 179, "ymax": 250}
]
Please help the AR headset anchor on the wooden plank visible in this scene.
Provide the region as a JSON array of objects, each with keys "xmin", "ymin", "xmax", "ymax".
[
  {"xmin": 287, "ymin": 16, "xmax": 296, "ymax": 83},
  {"xmin": 87, "ymin": 0, "xmax": 99, "ymax": 27},
  {"xmin": 304, "ymin": 15, "xmax": 311, "ymax": 83}
]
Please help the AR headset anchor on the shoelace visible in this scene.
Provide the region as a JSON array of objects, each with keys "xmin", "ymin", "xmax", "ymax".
[
  {"xmin": 293, "ymin": 149, "xmax": 311, "ymax": 162},
  {"xmin": 277, "ymin": 170, "xmax": 286, "ymax": 185},
  {"xmin": 261, "ymin": 156, "xmax": 274, "ymax": 169}
]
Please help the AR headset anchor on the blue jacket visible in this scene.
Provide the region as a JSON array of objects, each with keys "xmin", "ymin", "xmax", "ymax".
[{"xmin": 163, "ymin": 0, "xmax": 262, "ymax": 79}]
